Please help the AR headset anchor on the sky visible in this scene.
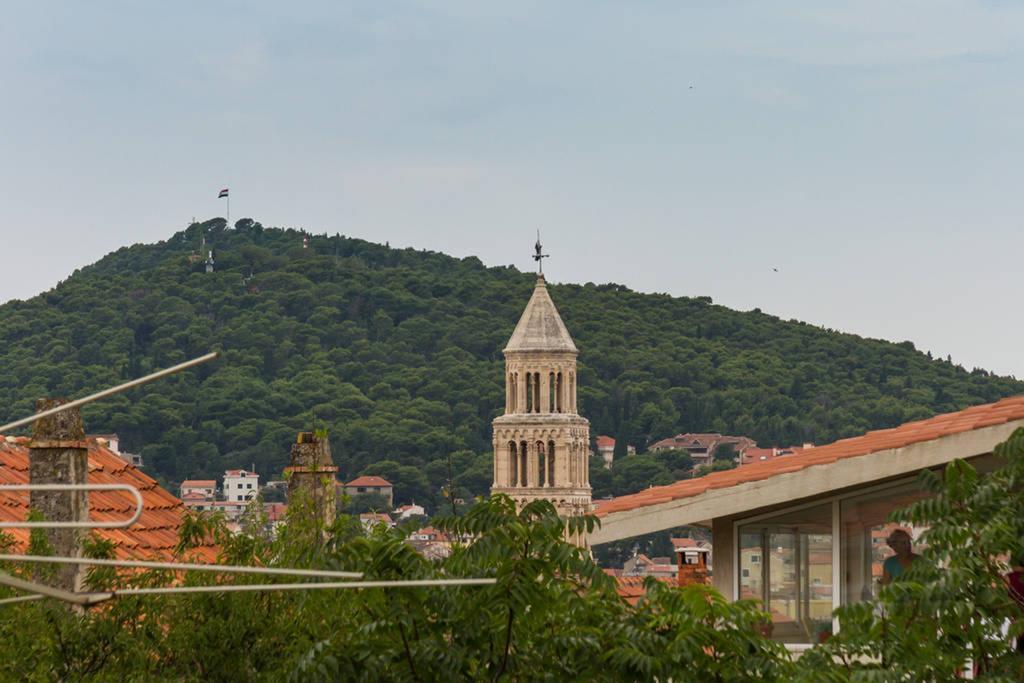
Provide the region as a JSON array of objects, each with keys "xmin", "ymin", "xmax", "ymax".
[{"xmin": 3, "ymin": 2, "xmax": 1024, "ymax": 377}]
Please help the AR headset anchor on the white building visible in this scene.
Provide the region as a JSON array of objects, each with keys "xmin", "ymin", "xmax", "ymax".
[
  {"xmin": 223, "ymin": 469, "xmax": 260, "ymax": 502},
  {"xmin": 94, "ymin": 433, "xmax": 144, "ymax": 468},
  {"xmin": 393, "ymin": 503, "xmax": 426, "ymax": 520}
]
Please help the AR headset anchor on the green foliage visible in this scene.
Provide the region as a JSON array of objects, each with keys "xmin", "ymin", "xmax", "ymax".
[
  {"xmin": 343, "ymin": 492, "xmax": 392, "ymax": 514},
  {"xmin": 0, "ymin": 221, "xmax": 1019, "ymax": 508},
  {"xmin": 0, "ymin": 494, "xmax": 796, "ymax": 680}
]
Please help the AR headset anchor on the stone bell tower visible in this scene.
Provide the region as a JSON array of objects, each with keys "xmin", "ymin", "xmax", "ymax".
[{"xmin": 491, "ymin": 248, "xmax": 591, "ymax": 519}]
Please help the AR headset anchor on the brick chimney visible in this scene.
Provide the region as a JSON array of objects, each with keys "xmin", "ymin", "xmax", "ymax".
[
  {"xmin": 676, "ymin": 546, "xmax": 710, "ymax": 588},
  {"xmin": 29, "ymin": 398, "xmax": 89, "ymax": 592},
  {"xmin": 285, "ymin": 431, "xmax": 338, "ymax": 528}
]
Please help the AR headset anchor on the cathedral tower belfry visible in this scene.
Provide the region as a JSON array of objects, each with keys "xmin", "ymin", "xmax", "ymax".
[{"xmin": 492, "ymin": 250, "xmax": 591, "ymax": 520}]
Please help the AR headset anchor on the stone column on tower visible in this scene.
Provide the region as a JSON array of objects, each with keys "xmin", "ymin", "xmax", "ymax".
[{"xmin": 491, "ymin": 273, "xmax": 592, "ymax": 521}]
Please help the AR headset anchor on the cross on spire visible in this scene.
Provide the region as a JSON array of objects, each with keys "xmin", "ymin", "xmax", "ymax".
[{"xmin": 533, "ymin": 231, "xmax": 549, "ymax": 275}]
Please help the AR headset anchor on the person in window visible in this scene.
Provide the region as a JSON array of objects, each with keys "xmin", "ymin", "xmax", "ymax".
[{"xmin": 880, "ymin": 529, "xmax": 920, "ymax": 585}]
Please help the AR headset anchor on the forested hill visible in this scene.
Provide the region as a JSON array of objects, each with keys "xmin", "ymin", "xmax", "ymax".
[{"xmin": 1, "ymin": 219, "xmax": 1021, "ymax": 506}]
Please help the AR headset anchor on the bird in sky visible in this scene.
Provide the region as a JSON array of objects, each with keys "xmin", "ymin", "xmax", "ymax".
[{"xmin": 772, "ymin": 267, "xmax": 779, "ymax": 272}]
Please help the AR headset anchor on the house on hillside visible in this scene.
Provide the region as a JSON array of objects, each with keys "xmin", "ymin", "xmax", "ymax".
[
  {"xmin": 180, "ymin": 479, "xmax": 217, "ymax": 501},
  {"xmin": 593, "ymin": 435, "xmax": 635, "ymax": 469},
  {"xmin": 647, "ymin": 433, "xmax": 755, "ymax": 466},
  {"xmin": 394, "ymin": 503, "xmax": 426, "ymax": 520},
  {"xmin": 93, "ymin": 433, "xmax": 144, "ymax": 468},
  {"xmin": 592, "ymin": 397, "xmax": 1024, "ymax": 647},
  {"xmin": 342, "ymin": 476, "xmax": 394, "ymax": 507},
  {"xmin": 223, "ymin": 469, "xmax": 260, "ymax": 502}
]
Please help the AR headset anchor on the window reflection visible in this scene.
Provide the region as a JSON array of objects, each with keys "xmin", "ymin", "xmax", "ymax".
[
  {"xmin": 840, "ymin": 482, "xmax": 929, "ymax": 603},
  {"xmin": 738, "ymin": 504, "xmax": 833, "ymax": 644}
]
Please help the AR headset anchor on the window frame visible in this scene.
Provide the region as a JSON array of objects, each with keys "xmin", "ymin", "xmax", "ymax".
[{"xmin": 732, "ymin": 476, "xmax": 921, "ymax": 642}]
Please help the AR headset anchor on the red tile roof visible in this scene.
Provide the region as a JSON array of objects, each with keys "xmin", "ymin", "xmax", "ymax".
[
  {"xmin": 224, "ymin": 469, "xmax": 255, "ymax": 477},
  {"xmin": 648, "ymin": 433, "xmax": 756, "ymax": 452},
  {"xmin": 0, "ymin": 436, "xmax": 217, "ymax": 561},
  {"xmin": 345, "ymin": 476, "xmax": 392, "ymax": 488},
  {"xmin": 597, "ymin": 395, "xmax": 1024, "ymax": 517},
  {"xmin": 614, "ymin": 575, "xmax": 675, "ymax": 604},
  {"xmin": 181, "ymin": 479, "xmax": 217, "ymax": 488},
  {"xmin": 595, "ymin": 435, "xmax": 615, "ymax": 448}
]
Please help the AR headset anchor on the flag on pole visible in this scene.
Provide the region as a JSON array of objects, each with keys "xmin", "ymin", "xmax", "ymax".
[{"xmin": 218, "ymin": 188, "xmax": 229, "ymax": 198}]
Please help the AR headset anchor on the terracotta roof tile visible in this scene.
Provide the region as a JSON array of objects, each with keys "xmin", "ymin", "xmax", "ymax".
[
  {"xmin": 0, "ymin": 437, "xmax": 218, "ymax": 561},
  {"xmin": 345, "ymin": 476, "xmax": 392, "ymax": 488},
  {"xmin": 596, "ymin": 395, "xmax": 1024, "ymax": 517}
]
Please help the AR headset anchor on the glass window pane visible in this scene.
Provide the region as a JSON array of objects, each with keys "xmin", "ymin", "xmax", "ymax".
[
  {"xmin": 738, "ymin": 503, "xmax": 833, "ymax": 644},
  {"xmin": 739, "ymin": 532, "xmax": 763, "ymax": 602}
]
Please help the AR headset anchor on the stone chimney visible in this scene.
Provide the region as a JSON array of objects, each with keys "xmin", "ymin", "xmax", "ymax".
[
  {"xmin": 285, "ymin": 431, "xmax": 338, "ymax": 528},
  {"xmin": 29, "ymin": 398, "xmax": 89, "ymax": 592}
]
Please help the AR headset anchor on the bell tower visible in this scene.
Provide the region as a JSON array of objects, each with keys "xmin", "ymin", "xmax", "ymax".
[{"xmin": 491, "ymin": 240, "xmax": 591, "ymax": 520}]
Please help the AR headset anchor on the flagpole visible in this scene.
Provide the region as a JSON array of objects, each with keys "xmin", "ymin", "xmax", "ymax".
[{"xmin": 227, "ymin": 194, "xmax": 230, "ymax": 228}]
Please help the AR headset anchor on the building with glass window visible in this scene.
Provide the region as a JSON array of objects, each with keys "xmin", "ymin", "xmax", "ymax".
[{"xmin": 591, "ymin": 396, "xmax": 1024, "ymax": 648}]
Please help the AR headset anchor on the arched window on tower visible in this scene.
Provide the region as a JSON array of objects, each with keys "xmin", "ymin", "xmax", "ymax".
[
  {"xmin": 525, "ymin": 373, "xmax": 533, "ymax": 413},
  {"xmin": 519, "ymin": 441, "xmax": 528, "ymax": 487},
  {"xmin": 508, "ymin": 441, "xmax": 518, "ymax": 486},
  {"xmin": 549, "ymin": 373, "xmax": 556, "ymax": 413},
  {"xmin": 569, "ymin": 373, "xmax": 576, "ymax": 412},
  {"xmin": 556, "ymin": 372, "xmax": 563, "ymax": 413},
  {"xmin": 537, "ymin": 441, "xmax": 546, "ymax": 487},
  {"xmin": 548, "ymin": 440, "xmax": 556, "ymax": 486},
  {"xmin": 533, "ymin": 372, "xmax": 541, "ymax": 413}
]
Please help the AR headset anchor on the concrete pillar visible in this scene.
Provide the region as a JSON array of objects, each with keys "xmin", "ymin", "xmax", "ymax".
[
  {"xmin": 29, "ymin": 398, "xmax": 89, "ymax": 593},
  {"xmin": 712, "ymin": 517, "xmax": 735, "ymax": 598}
]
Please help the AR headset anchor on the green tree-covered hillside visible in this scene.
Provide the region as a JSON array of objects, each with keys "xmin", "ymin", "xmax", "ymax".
[{"xmin": 1, "ymin": 219, "xmax": 1020, "ymax": 507}]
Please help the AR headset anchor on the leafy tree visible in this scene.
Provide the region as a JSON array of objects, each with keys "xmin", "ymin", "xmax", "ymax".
[
  {"xmin": 713, "ymin": 442, "xmax": 737, "ymax": 462},
  {"xmin": 343, "ymin": 492, "xmax": 392, "ymax": 514}
]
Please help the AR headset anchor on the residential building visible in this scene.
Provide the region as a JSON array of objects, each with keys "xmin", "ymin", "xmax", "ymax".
[
  {"xmin": 342, "ymin": 476, "xmax": 393, "ymax": 507},
  {"xmin": 592, "ymin": 396, "xmax": 1024, "ymax": 647},
  {"xmin": 180, "ymin": 479, "xmax": 217, "ymax": 500},
  {"xmin": 359, "ymin": 512, "xmax": 394, "ymax": 531},
  {"xmin": 393, "ymin": 503, "xmax": 426, "ymax": 520},
  {"xmin": 491, "ymin": 272, "xmax": 592, "ymax": 538},
  {"xmin": 647, "ymin": 433, "xmax": 756, "ymax": 466},
  {"xmin": 207, "ymin": 500, "xmax": 252, "ymax": 522},
  {"xmin": 622, "ymin": 553, "xmax": 677, "ymax": 580},
  {"xmin": 593, "ymin": 435, "xmax": 635, "ymax": 469},
  {"xmin": 93, "ymin": 433, "xmax": 144, "ymax": 468},
  {"xmin": 407, "ymin": 526, "xmax": 452, "ymax": 560},
  {"xmin": 223, "ymin": 469, "xmax": 260, "ymax": 503},
  {"xmin": 182, "ymin": 492, "xmax": 215, "ymax": 512}
]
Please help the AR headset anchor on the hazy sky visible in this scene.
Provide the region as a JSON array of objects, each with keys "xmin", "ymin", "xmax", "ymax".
[{"xmin": 3, "ymin": 2, "xmax": 1024, "ymax": 377}]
